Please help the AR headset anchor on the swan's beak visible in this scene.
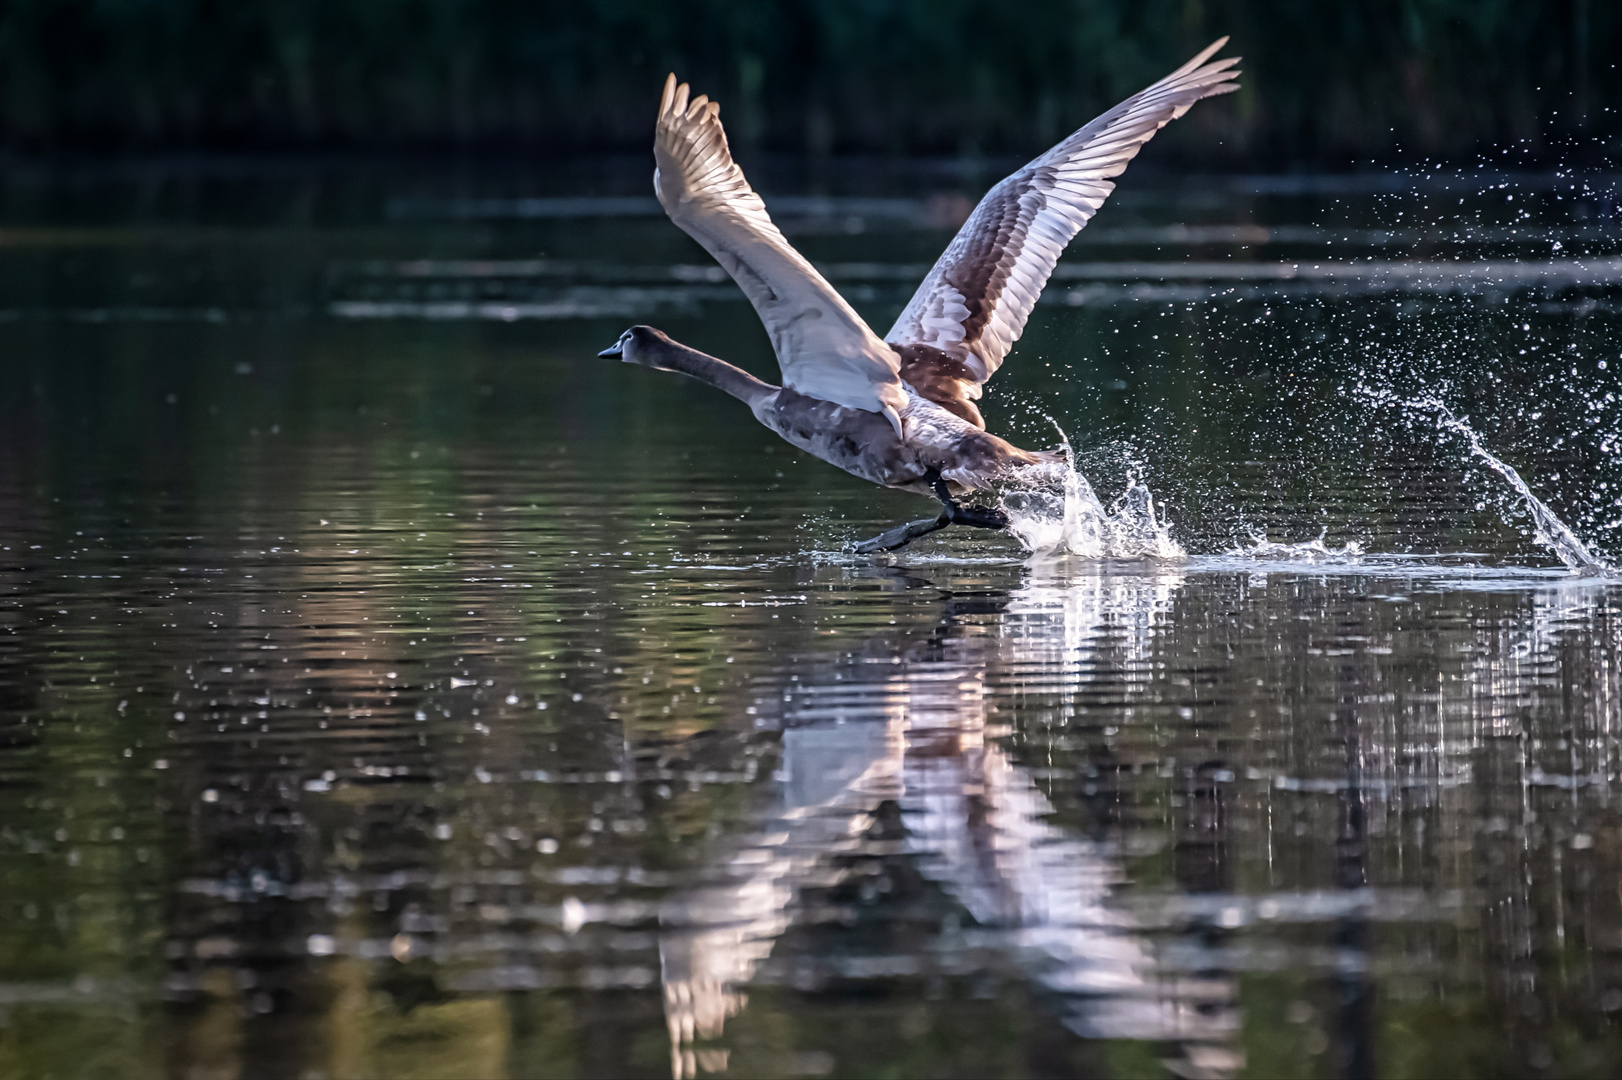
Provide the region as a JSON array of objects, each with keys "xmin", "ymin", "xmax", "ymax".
[{"xmin": 597, "ymin": 340, "xmax": 624, "ymax": 358}]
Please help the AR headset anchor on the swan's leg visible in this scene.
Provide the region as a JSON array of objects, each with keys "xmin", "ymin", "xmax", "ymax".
[
  {"xmin": 931, "ymin": 476, "xmax": 1011, "ymax": 530},
  {"xmin": 853, "ymin": 508, "xmax": 952, "ymax": 553},
  {"xmin": 852, "ymin": 475, "xmax": 1010, "ymax": 554}
]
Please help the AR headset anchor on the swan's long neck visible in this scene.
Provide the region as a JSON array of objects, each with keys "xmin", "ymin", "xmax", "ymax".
[{"xmin": 639, "ymin": 334, "xmax": 777, "ymax": 406}]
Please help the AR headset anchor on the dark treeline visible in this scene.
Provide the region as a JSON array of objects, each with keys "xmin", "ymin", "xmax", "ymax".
[{"xmin": 1, "ymin": 0, "xmax": 1615, "ymax": 165}]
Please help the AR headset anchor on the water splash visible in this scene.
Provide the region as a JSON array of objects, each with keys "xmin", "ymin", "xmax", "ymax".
[
  {"xmin": 1390, "ymin": 394, "xmax": 1611, "ymax": 575},
  {"xmin": 997, "ymin": 437, "xmax": 1184, "ymax": 560},
  {"xmin": 1225, "ymin": 533, "xmax": 1367, "ymax": 563}
]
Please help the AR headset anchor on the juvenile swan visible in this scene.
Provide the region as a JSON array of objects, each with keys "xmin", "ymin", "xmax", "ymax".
[{"xmin": 600, "ymin": 40, "xmax": 1239, "ymax": 552}]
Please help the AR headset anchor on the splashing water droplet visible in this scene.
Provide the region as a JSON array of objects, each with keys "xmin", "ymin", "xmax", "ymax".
[
  {"xmin": 1407, "ymin": 396, "xmax": 1611, "ymax": 575},
  {"xmin": 996, "ymin": 429, "xmax": 1183, "ymax": 559},
  {"xmin": 1226, "ymin": 531, "xmax": 1366, "ymax": 563}
]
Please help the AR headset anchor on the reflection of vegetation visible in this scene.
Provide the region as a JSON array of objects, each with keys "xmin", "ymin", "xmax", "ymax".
[
  {"xmin": 2, "ymin": 1, "xmax": 1616, "ymax": 161},
  {"xmin": 0, "ymin": 672, "xmax": 170, "ymax": 1079},
  {"xmin": 1237, "ymin": 974, "xmax": 1330, "ymax": 1079},
  {"xmin": 326, "ymin": 958, "xmax": 510, "ymax": 1080}
]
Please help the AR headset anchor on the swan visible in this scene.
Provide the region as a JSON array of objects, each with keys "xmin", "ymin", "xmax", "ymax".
[{"xmin": 599, "ymin": 39, "xmax": 1239, "ymax": 552}]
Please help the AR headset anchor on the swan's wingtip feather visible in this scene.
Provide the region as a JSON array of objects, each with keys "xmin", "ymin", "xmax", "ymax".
[
  {"xmin": 1192, "ymin": 36, "xmax": 1230, "ymax": 66},
  {"xmin": 1174, "ymin": 35, "xmax": 1234, "ymax": 78}
]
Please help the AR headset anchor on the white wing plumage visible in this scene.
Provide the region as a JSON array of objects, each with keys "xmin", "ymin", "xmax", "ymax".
[
  {"xmin": 654, "ymin": 75, "xmax": 908, "ymax": 432},
  {"xmin": 887, "ymin": 39, "xmax": 1240, "ymax": 386}
]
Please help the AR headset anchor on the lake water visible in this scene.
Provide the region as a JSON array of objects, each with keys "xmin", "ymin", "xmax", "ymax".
[{"xmin": 2, "ymin": 156, "xmax": 1621, "ymax": 1079}]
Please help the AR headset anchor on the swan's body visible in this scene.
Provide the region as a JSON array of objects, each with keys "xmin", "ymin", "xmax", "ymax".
[
  {"xmin": 608, "ymin": 328, "xmax": 1052, "ymax": 497},
  {"xmin": 601, "ymin": 41, "xmax": 1240, "ymax": 549}
]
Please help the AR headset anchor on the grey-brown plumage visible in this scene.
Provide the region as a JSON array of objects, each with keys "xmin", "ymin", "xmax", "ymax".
[
  {"xmin": 600, "ymin": 326, "xmax": 1052, "ymax": 497},
  {"xmin": 887, "ymin": 38, "xmax": 1240, "ymax": 395},
  {"xmin": 600, "ymin": 41, "xmax": 1240, "ymax": 550}
]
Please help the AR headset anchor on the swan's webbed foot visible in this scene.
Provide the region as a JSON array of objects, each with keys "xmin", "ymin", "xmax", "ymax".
[
  {"xmin": 852, "ymin": 473, "xmax": 1010, "ymax": 553},
  {"xmin": 853, "ymin": 509, "xmax": 951, "ymax": 553}
]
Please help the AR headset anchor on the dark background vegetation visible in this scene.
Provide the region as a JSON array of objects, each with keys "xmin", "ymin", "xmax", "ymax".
[{"xmin": 0, "ymin": 0, "xmax": 1616, "ymax": 165}]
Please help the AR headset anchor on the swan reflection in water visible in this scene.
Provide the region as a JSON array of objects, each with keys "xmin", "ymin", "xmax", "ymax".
[{"xmin": 657, "ymin": 563, "xmax": 1243, "ymax": 1079}]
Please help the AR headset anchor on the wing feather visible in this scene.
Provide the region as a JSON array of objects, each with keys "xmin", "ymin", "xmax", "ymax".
[
  {"xmin": 888, "ymin": 39, "xmax": 1240, "ymax": 387},
  {"xmin": 654, "ymin": 75, "xmax": 907, "ymax": 430}
]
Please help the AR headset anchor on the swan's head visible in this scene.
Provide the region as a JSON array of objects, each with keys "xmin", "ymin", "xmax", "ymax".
[{"xmin": 597, "ymin": 325, "xmax": 674, "ymax": 369}]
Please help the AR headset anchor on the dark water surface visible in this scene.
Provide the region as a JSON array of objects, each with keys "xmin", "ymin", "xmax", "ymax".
[{"xmin": 3, "ymin": 158, "xmax": 1622, "ymax": 1078}]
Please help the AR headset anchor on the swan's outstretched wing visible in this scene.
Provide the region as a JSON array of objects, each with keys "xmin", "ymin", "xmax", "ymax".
[
  {"xmin": 655, "ymin": 75, "xmax": 908, "ymax": 433},
  {"xmin": 887, "ymin": 39, "xmax": 1239, "ymax": 396}
]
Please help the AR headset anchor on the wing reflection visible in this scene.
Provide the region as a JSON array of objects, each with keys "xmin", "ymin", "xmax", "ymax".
[{"xmin": 659, "ymin": 565, "xmax": 1241, "ymax": 1079}]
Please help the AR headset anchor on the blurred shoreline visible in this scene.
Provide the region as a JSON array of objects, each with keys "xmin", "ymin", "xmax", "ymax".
[{"xmin": 0, "ymin": 1, "xmax": 1615, "ymax": 167}]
